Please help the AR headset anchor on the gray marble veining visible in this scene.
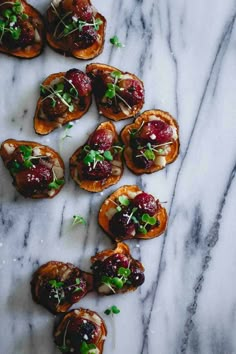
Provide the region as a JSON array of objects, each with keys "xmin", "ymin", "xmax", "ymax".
[{"xmin": 0, "ymin": 0, "xmax": 236, "ymax": 353}]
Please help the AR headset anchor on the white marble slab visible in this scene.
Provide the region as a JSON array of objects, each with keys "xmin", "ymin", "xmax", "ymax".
[{"xmin": 0, "ymin": 0, "xmax": 236, "ymax": 353}]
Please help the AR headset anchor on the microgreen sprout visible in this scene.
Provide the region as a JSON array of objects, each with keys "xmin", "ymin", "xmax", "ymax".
[
  {"xmin": 126, "ymin": 207, "xmax": 138, "ymax": 224},
  {"xmin": 72, "ymin": 215, "xmax": 86, "ymax": 226},
  {"xmin": 62, "ymin": 123, "xmax": 73, "ymax": 141},
  {"xmin": 49, "ymin": 278, "xmax": 82, "ymax": 306},
  {"xmin": 57, "ymin": 319, "xmax": 70, "ymax": 353},
  {"xmin": 139, "ymin": 213, "xmax": 157, "ymax": 234},
  {"xmin": 137, "ymin": 141, "xmax": 173, "ymax": 161},
  {"xmin": 129, "ymin": 121, "xmax": 145, "ymax": 138},
  {"xmin": 0, "ymin": 1, "xmax": 28, "ymax": 43},
  {"xmin": 110, "ymin": 35, "xmax": 124, "ymax": 48},
  {"xmin": 118, "ymin": 195, "xmax": 130, "ymax": 206},
  {"xmin": 40, "ymin": 81, "xmax": 74, "ymax": 113},
  {"xmin": 50, "ymin": 2, "xmax": 103, "ymax": 40},
  {"xmin": 80, "ymin": 341, "xmax": 97, "ymax": 354},
  {"xmin": 104, "ymin": 305, "xmax": 120, "ymax": 315},
  {"xmin": 48, "ymin": 169, "xmax": 64, "ymax": 190},
  {"xmin": 83, "ymin": 146, "xmax": 113, "ymax": 168},
  {"xmin": 101, "ymin": 266, "xmax": 131, "ymax": 292},
  {"xmin": 104, "ymin": 70, "xmax": 132, "ymax": 110}
]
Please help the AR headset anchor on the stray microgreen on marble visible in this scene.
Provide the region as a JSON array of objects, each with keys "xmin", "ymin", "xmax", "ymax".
[
  {"xmin": 72, "ymin": 215, "xmax": 86, "ymax": 226},
  {"xmin": 110, "ymin": 35, "xmax": 124, "ymax": 48},
  {"xmin": 62, "ymin": 123, "xmax": 73, "ymax": 141},
  {"xmin": 104, "ymin": 305, "xmax": 120, "ymax": 315}
]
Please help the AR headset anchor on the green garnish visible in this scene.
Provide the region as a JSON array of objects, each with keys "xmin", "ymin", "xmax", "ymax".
[
  {"xmin": 80, "ymin": 341, "xmax": 97, "ymax": 354},
  {"xmin": 57, "ymin": 320, "xmax": 70, "ymax": 353},
  {"xmin": 72, "ymin": 215, "xmax": 86, "ymax": 226},
  {"xmin": 118, "ymin": 195, "xmax": 130, "ymax": 206},
  {"xmin": 110, "ymin": 35, "xmax": 124, "ymax": 48},
  {"xmin": 51, "ymin": 2, "xmax": 103, "ymax": 40},
  {"xmin": 83, "ymin": 146, "xmax": 113, "ymax": 167},
  {"xmin": 40, "ymin": 81, "xmax": 75, "ymax": 113},
  {"xmin": 101, "ymin": 266, "xmax": 131, "ymax": 292},
  {"xmin": 139, "ymin": 213, "xmax": 157, "ymax": 234},
  {"xmin": 0, "ymin": 1, "xmax": 29, "ymax": 43},
  {"xmin": 104, "ymin": 71, "xmax": 122, "ymax": 100},
  {"xmin": 62, "ymin": 123, "xmax": 73, "ymax": 141},
  {"xmin": 49, "ymin": 278, "xmax": 82, "ymax": 306},
  {"xmin": 48, "ymin": 178, "xmax": 64, "ymax": 190},
  {"xmin": 104, "ymin": 305, "xmax": 120, "ymax": 315}
]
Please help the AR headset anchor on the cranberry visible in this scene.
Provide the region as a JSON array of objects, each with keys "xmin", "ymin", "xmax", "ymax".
[
  {"xmin": 74, "ymin": 26, "xmax": 97, "ymax": 49},
  {"xmin": 88, "ymin": 129, "xmax": 114, "ymax": 151},
  {"xmin": 65, "ymin": 69, "xmax": 92, "ymax": 97},
  {"xmin": 101, "ymin": 253, "xmax": 130, "ymax": 277},
  {"xmin": 139, "ymin": 120, "xmax": 173, "ymax": 145},
  {"xmin": 18, "ymin": 20, "xmax": 35, "ymax": 47},
  {"xmin": 132, "ymin": 148, "xmax": 154, "ymax": 169},
  {"xmin": 119, "ymin": 79, "xmax": 144, "ymax": 106},
  {"xmin": 67, "ymin": 318, "xmax": 98, "ymax": 349},
  {"xmin": 15, "ymin": 164, "xmax": 53, "ymax": 195},
  {"xmin": 82, "ymin": 160, "xmax": 112, "ymax": 180},
  {"xmin": 109, "ymin": 209, "xmax": 136, "ymax": 238},
  {"xmin": 73, "ymin": 0, "xmax": 93, "ymax": 21},
  {"xmin": 129, "ymin": 267, "xmax": 145, "ymax": 287},
  {"xmin": 42, "ymin": 97, "xmax": 68, "ymax": 118},
  {"xmin": 133, "ymin": 192, "xmax": 157, "ymax": 216}
]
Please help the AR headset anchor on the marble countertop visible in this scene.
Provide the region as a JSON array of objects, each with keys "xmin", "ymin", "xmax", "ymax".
[{"xmin": 1, "ymin": 0, "xmax": 236, "ymax": 353}]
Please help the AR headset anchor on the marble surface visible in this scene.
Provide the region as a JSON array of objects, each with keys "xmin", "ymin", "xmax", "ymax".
[{"xmin": 0, "ymin": 0, "xmax": 236, "ymax": 353}]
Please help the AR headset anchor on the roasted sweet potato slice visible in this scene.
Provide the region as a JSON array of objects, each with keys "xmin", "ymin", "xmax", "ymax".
[
  {"xmin": 91, "ymin": 242, "xmax": 145, "ymax": 295},
  {"xmin": 45, "ymin": 0, "xmax": 106, "ymax": 60},
  {"xmin": 86, "ymin": 63, "xmax": 145, "ymax": 121},
  {"xmin": 34, "ymin": 71, "xmax": 92, "ymax": 135},
  {"xmin": 98, "ymin": 185, "xmax": 168, "ymax": 241},
  {"xmin": 69, "ymin": 121, "xmax": 124, "ymax": 192},
  {"xmin": 54, "ymin": 308, "xmax": 107, "ymax": 354},
  {"xmin": 0, "ymin": 0, "xmax": 44, "ymax": 59},
  {"xmin": 0, "ymin": 139, "xmax": 65, "ymax": 198},
  {"xmin": 120, "ymin": 110, "xmax": 180, "ymax": 174},
  {"xmin": 31, "ymin": 261, "xmax": 93, "ymax": 314}
]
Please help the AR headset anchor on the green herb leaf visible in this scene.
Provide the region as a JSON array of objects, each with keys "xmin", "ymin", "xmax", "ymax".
[
  {"xmin": 104, "ymin": 305, "xmax": 120, "ymax": 315},
  {"xmin": 111, "ymin": 71, "xmax": 122, "ymax": 80},
  {"xmin": 57, "ymin": 345, "xmax": 70, "ymax": 353},
  {"xmin": 3, "ymin": 9, "xmax": 12, "ymax": 19},
  {"xmin": 80, "ymin": 341, "xmax": 97, "ymax": 354},
  {"xmin": 139, "ymin": 225, "xmax": 147, "ymax": 234},
  {"xmin": 111, "ymin": 277, "xmax": 124, "ymax": 289},
  {"xmin": 144, "ymin": 148, "xmax": 155, "ymax": 161},
  {"xmin": 103, "ymin": 150, "xmax": 113, "ymax": 161},
  {"xmin": 72, "ymin": 215, "xmax": 86, "ymax": 226},
  {"xmin": 49, "ymin": 279, "xmax": 64, "ymax": 289},
  {"xmin": 21, "ymin": 13, "xmax": 28, "ymax": 20},
  {"xmin": 10, "ymin": 160, "xmax": 21, "ymax": 174},
  {"xmin": 118, "ymin": 267, "xmax": 131, "ymax": 277},
  {"xmin": 19, "ymin": 145, "xmax": 32, "ymax": 159},
  {"xmin": 48, "ymin": 179, "xmax": 65, "ymax": 190},
  {"xmin": 118, "ymin": 195, "xmax": 130, "ymax": 206},
  {"xmin": 110, "ymin": 35, "xmax": 124, "ymax": 48},
  {"xmin": 116, "ymin": 205, "xmax": 122, "ymax": 212}
]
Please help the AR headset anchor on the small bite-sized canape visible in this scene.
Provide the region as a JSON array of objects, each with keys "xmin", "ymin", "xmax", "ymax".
[
  {"xmin": 31, "ymin": 261, "xmax": 93, "ymax": 314},
  {"xmin": 98, "ymin": 185, "xmax": 167, "ymax": 241},
  {"xmin": 54, "ymin": 308, "xmax": 107, "ymax": 354},
  {"xmin": 0, "ymin": 139, "xmax": 65, "ymax": 198},
  {"xmin": 45, "ymin": 0, "xmax": 106, "ymax": 59},
  {"xmin": 91, "ymin": 242, "xmax": 145, "ymax": 295},
  {"xmin": 0, "ymin": 0, "xmax": 44, "ymax": 58},
  {"xmin": 86, "ymin": 63, "xmax": 144, "ymax": 120},
  {"xmin": 70, "ymin": 121, "xmax": 124, "ymax": 192},
  {"xmin": 34, "ymin": 69, "xmax": 92, "ymax": 135},
  {"xmin": 121, "ymin": 110, "xmax": 180, "ymax": 174}
]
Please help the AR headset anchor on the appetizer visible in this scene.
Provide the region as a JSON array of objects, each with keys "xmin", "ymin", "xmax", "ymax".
[
  {"xmin": 91, "ymin": 242, "xmax": 145, "ymax": 295},
  {"xmin": 0, "ymin": 0, "xmax": 44, "ymax": 58},
  {"xmin": 54, "ymin": 308, "xmax": 107, "ymax": 354},
  {"xmin": 31, "ymin": 261, "xmax": 93, "ymax": 314},
  {"xmin": 70, "ymin": 121, "xmax": 124, "ymax": 192},
  {"xmin": 121, "ymin": 110, "xmax": 179, "ymax": 174},
  {"xmin": 34, "ymin": 69, "xmax": 92, "ymax": 135},
  {"xmin": 46, "ymin": 0, "xmax": 106, "ymax": 59},
  {"xmin": 98, "ymin": 185, "xmax": 167, "ymax": 241},
  {"xmin": 0, "ymin": 139, "xmax": 65, "ymax": 198},
  {"xmin": 86, "ymin": 63, "xmax": 144, "ymax": 120}
]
